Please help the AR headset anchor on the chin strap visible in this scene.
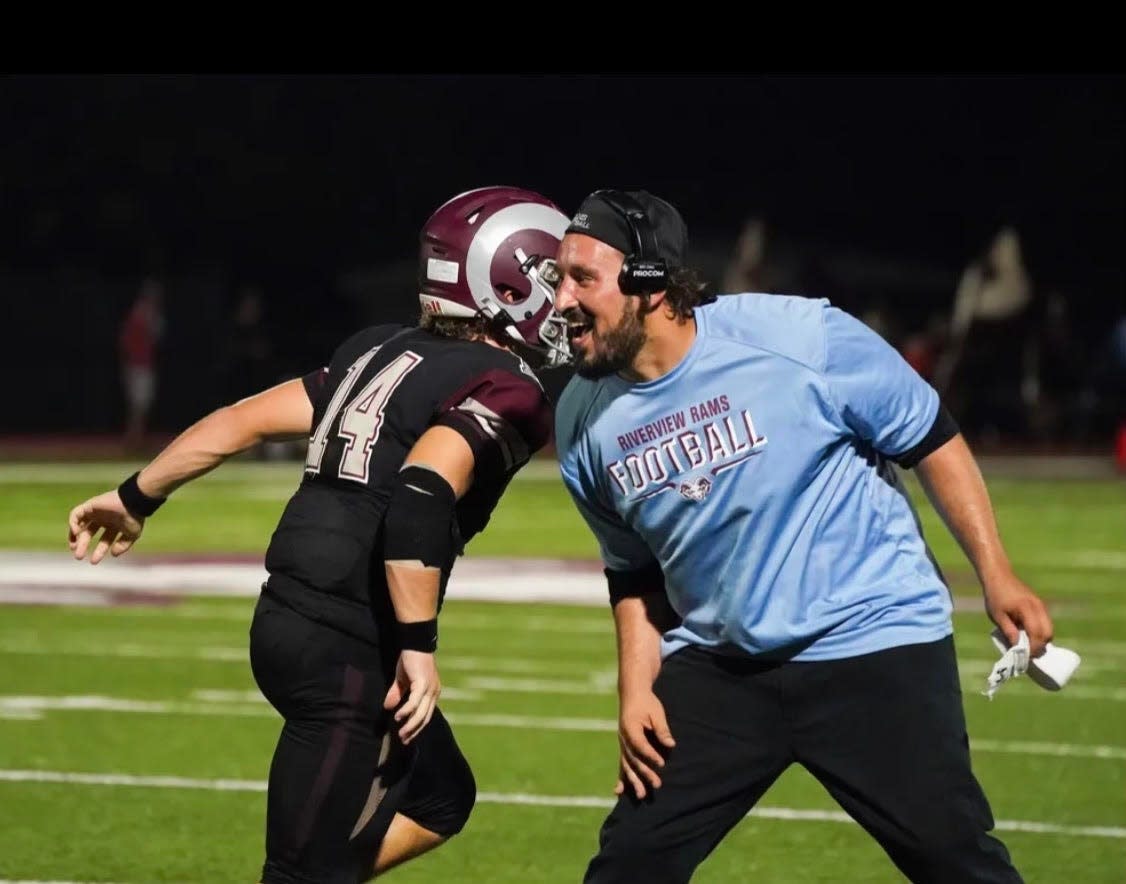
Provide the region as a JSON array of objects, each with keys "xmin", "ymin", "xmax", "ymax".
[{"xmin": 477, "ymin": 301, "xmax": 571, "ymax": 368}]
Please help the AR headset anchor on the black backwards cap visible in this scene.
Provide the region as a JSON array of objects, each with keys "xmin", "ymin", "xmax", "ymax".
[{"xmin": 565, "ymin": 189, "xmax": 688, "ymax": 268}]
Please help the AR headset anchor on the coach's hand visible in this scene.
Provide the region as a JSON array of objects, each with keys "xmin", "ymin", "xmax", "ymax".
[
  {"xmin": 68, "ymin": 490, "xmax": 145, "ymax": 564},
  {"xmin": 384, "ymin": 650, "xmax": 441, "ymax": 745},
  {"xmin": 984, "ymin": 571, "xmax": 1054, "ymax": 657},
  {"xmin": 616, "ymin": 688, "xmax": 675, "ymax": 800}
]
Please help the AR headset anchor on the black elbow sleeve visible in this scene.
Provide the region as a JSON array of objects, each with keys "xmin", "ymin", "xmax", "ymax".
[
  {"xmin": 383, "ymin": 466, "xmax": 461, "ymax": 569},
  {"xmin": 893, "ymin": 404, "xmax": 960, "ymax": 469},
  {"xmin": 605, "ymin": 560, "xmax": 666, "ymax": 607}
]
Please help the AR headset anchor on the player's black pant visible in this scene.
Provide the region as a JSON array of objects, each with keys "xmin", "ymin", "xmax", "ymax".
[
  {"xmin": 250, "ymin": 590, "xmax": 476, "ymax": 884},
  {"xmin": 584, "ymin": 637, "xmax": 1021, "ymax": 884}
]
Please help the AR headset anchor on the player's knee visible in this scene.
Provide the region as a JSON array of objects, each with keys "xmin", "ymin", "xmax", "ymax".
[
  {"xmin": 414, "ymin": 754, "xmax": 476, "ymax": 836},
  {"xmin": 442, "ymin": 755, "xmax": 477, "ymax": 835}
]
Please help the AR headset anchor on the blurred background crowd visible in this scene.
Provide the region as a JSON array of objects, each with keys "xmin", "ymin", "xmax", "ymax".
[{"xmin": 3, "ymin": 75, "xmax": 1123, "ymax": 460}]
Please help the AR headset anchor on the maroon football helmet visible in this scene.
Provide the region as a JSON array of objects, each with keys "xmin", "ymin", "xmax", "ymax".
[{"xmin": 419, "ymin": 186, "xmax": 570, "ymax": 367}]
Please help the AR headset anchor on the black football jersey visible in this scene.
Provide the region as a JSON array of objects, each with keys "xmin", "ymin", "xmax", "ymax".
[{"xmin": 264, "ymin": 325, "xmax": 552, "ymax": 645}]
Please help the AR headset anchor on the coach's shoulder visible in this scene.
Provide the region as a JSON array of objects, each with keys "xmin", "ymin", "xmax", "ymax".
[
  {"xmin": 554, "ymin": 375, "xmax": 591, "ymax": 456},
  {"xmin": 554, "ymin": 373, "xmax": 617, "ymax": 458},
  {"xmin": 697, "ymin": 292, "xmax": 830, "ymax": 369}
]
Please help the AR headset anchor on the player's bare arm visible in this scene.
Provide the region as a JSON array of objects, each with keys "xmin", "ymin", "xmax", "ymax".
[
  {"xmin": 612, "ymin": 588, "xmax": 679, "ymax": 799},
  {"xmin": 68, "ymin": 378, "xmax": 314, "ymax": 564},
  {"xmin": 914, "ymin": 433, "xmax": 1054, "ymax": 655},
  {"xmin": 383, "ymin": 425, "xmax": 475, "ymax": 745}
]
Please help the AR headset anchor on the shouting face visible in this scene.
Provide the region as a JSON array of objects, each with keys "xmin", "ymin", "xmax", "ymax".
[{"xmin": 552, "ymin": 233, "xmax": 648, "ymax": 379}]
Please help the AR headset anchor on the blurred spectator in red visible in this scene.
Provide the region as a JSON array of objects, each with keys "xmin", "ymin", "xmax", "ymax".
[
  {"xmin": 118, "ymin": 276, "xmax": 165, "ymax": 450},
  {"xmin": 901, "ymin": 313, "xmax": 949, "ymax": 383}
]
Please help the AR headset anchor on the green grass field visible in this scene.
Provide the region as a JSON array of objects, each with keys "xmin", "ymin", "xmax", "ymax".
[{"xmin": 1, "ymin": 461, "xmax": 1124, "ymax": 882}]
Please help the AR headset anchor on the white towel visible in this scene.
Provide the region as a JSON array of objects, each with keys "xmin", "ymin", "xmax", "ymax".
[
  {"xmin": 983, "ymin": 629, "xmax": 1030, "ymax": 699},
  {"xmin": 982, "ymin": 628, "xmax": 1081, "ymax": 699}
]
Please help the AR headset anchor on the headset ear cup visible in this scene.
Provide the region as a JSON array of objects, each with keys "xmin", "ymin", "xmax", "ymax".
[
  {"xmin": 599, "ymin": 190, "xmax": 669, "ymax": 295},
  {"xmin": 619, "ymin": 258, "xmax": 667, "ymax": 295},
  {"xmin": 619, "ymin": 257, "xmax": 637, "ymax": 295}
]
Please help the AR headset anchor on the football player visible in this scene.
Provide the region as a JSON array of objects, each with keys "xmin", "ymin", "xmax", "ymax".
[{"xmin": 68, "ymin": 187, "xmax": 570, "ymax": 883}]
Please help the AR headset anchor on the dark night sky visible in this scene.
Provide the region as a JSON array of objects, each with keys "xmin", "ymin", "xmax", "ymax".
[
  {"xmin": 2, "ymin": 74, "xmax": 1123, "ymax": 434},
  {"xmin": 3, "ymin": 73, "xmax": 1123, "ymax": 299}
]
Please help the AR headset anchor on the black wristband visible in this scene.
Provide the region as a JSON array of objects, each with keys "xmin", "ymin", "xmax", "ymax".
[
  {"xmin": 117, "ymin": 471, "xmax": 167, "ymax": 519},
  {"xmin": 396, "ymin": 618, "xmax": 438, "ymax": 653}
]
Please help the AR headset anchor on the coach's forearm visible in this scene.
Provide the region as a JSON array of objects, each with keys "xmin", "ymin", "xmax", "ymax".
[
  {"xmin": 914, "ymin": 433, "xmax": 1013, "ymax": 585},
  {"xmin": 613, "ymin": 592, "xmax": 676, "ymax": 694}
]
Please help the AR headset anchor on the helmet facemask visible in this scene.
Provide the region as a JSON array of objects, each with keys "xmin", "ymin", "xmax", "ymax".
[{"xmin": 479, "ymin": 252, "xmax": 570, "ymax": 369}]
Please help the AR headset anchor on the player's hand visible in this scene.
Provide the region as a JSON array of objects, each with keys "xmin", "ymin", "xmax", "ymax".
[
  {"xmin": 68, "ymin": 490, "xmax": 145, "ymax": 564},
  {"xmin": 383, "ymin": 650, "xmax": 441, "ymax": 745},
  {"xmin": 983, "ymin": 571, "xmax": 1054, "ymax": 657},
  {"xmin": 615, "ymin": 688, "xmax": 675, "ymax": 800}
]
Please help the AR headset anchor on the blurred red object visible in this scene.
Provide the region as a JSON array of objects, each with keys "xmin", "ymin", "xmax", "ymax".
[{"xmin": 902, "ymin": 334, "xmax": 938, "ymax": 381}]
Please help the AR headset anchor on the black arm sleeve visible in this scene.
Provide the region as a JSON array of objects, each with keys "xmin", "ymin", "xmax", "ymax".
[
  {"xmin": 605, "ymin": 560, "xmax": 666, "ymax": 606},
  {"xmin": 892, "ymin": 404, "xmax": 960, "ymax": 469}
]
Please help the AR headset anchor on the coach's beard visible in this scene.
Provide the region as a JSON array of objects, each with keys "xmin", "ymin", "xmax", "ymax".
[{"xmin": 569, "ymin": 300, "xmax": 647, "ymax": 380}]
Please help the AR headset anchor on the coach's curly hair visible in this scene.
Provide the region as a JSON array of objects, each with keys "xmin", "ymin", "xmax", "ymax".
[{"xmin": 650, "ymin": 267, "xmax": 716, "ymax": 320}]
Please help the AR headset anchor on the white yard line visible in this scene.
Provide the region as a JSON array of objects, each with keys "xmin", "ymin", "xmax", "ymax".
[
  {"xmin": 0, "ymin": 695, "xmax": 274, "ymax": 719},
  {"xmin": 0, "ymin": 554, "xmax": 610, "ymax": 605},
  {"xmin": 0, "ymin": 769, "xmax": 1121, "ymax": 840},
  {"xmin": 0, "ymin": 641, "xmax": 616, "ymax": 678},
  {"xmin": 970, "ymin": 739, "xmax": 1126, "ymax": 760},
  {"xmin": 0, "ymin": 641, "xmax": 250, "ymax": 662},
  {"xmin": 444, "ymin": 713, "xmax": 1126, "ymax": 761},
  {"xmin": 459, "ymin": 676, "xmax": 613, "ymax": 695},
  {"xmin": 3, "ymin": 695, "xmax": 1126, "ymax": 762},
  {"xmin": 440, "ymin": 613, "xmax": 612, "ymax": 633},
  {"xmin": 2, "ymin": 632, "xmax": 1125, "ymax": 698}
]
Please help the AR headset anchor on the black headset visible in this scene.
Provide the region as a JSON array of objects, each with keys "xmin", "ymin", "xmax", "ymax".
[{"xmin": 592, "ymin": 189, "xmax": 669, "ymax": 295}]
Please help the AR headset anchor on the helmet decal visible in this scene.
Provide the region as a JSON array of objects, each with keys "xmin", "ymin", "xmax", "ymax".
[{"xmin": 418, "ymin": 187, "xmax": 571, "ymax": 366}]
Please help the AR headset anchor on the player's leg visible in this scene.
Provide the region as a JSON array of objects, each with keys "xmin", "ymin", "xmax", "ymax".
[
  {"xmin": 791, "ymin": 636, "xmax": 1022, "ymax": 884},
  {"xmin": 250, "ymin": 592, "xmax": 411, "ymax": 884},
  {"xmin": 584, "ymin": 647, "xmax": 791, "ymax": 884},
  {"xmin": 373, "ymin": 814, "xmax": 448, "ymax": 876},
  {"xmin": 373, "ymin": 708, "xmax": 476, "ymax": 876}
]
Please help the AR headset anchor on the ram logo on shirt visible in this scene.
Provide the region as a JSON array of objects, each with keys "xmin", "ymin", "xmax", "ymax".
[{"xmin": 677, "ymin": 476, "xmax": 712, "ymax": 501}]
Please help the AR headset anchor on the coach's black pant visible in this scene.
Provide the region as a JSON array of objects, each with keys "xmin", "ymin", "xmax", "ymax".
[
  {"xmin": 250, "ymin": 591, "xmax": 476, "ymax": 884},
  {"xmin": 584, "ymin": 637, "xmax": 1021, "ymax": 884}
]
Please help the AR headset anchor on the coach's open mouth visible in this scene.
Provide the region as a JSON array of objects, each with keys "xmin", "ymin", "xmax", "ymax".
[{"xmin": 565, "ymin": 310, "xmax": 594, "ymax": 342}]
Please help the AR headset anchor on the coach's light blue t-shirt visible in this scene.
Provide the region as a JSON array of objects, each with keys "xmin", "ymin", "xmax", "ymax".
[{"xmin": 555, "ymin": 293, "xmax": 952, "ymax": 662}]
